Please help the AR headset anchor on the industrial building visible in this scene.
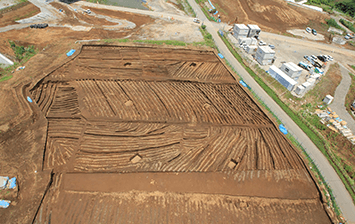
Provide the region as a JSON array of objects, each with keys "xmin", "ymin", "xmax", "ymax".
[
  {"xmin": 233, "ymin": 24, "xmax": 249, "ymax": 39},
  {"xmin": 247, "ymin": 24, "xmax": 261, "ymax": 38},
  {"xmin": 280, "ymin": 62, "xmax": 303, "ymax": 80},
  {"xmin": 256, "ymin": 46, "xmax": 275, "ymax": 65},
  {"xmin": 238, "ymin": 37, "xmax": 257, "ymax": 46},
  {"xmin": 268, "ymin": 65, "xmax": 297, "ymax": 91}
]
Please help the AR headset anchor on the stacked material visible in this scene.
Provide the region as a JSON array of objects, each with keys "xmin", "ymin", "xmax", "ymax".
[{"xmin": 316, "ymin": 108, "xmax": 355, "ymax": 144}]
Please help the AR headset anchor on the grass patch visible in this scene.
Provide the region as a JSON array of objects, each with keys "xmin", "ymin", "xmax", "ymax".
[
  {"xmin": 0, "ymin": 0, "xmax": 28, "ymax": 14},
  {"xmin": 218, "ymin": 31, "xmax": 353, "ymax": 216},
  {"xmin": 0, "ymin": 75, "xmax": 13, "ymax": 82},
  {"xmin": 340, "ymin": 19, "xmax": 355, "ymax": 33},
  {"xmin": 177, "ymin": 0, "xmax": 196, "ymax": 17},
  {"xmin": 305, "ymin": 63, "xmax": 342, "ymax": 102},
  {"xmin": 325, "ymin": 18, "xmax": 345, "ymax": 32},
  {"xmin": 345, "ymin": 72, "xmax": 355, "ymax": 118}
]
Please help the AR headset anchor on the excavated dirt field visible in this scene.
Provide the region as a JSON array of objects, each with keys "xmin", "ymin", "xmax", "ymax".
[
  {"xmin": 21, "ymin": 45, "xmax": 334, "ymax": 223},
  {"xmin": 210, "ymin": 0, "xmax": 329, "ymax": 33}
]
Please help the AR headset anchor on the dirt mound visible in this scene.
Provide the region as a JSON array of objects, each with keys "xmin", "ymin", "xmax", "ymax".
[{"xmin": 210, "ymin": 0, "xmax": 329, "ymax": 32}]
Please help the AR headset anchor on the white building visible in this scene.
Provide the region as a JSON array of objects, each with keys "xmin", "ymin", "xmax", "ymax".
[
  {"xmin": 238, "ymin": 37, "xmax": 257, "ymax": 46},
  {"xmin": 280, "ymin": 62, "xmax": 303, "ymax": 80},
  {"xmin": 233, "ymin": 24, "xmax": 249, "ymax": 39},
  {"xmin": 268, "ymin": 65, "xmax": 297, "ymax": 91},
  {"xmin": 256, "ymin": 46, "xmax": 275, "ymax": 65},
  {"xmin": 247, "ymin": 24, "xmax": 261, "ymax": 38},
  {"xmin": 295, "ymin": 85, "xmax": 306, "ymax": 95},
  {"xmin": 323, "ymin": 95, "xmax": 334, "ymax": 105},
  {"xmin": 302, "ymin": 82, "xmax": 312, "ymax": 91},
  {"xmin": 245, "ymin": 45, "xmax": 257, "ymax": 54}
]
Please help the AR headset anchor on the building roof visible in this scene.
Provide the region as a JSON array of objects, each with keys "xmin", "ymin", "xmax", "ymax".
[
  {"xmin": 284, "ymin": 62, "xmax": 302, "ymax": 72},
  {"xmin": 234, "ymin": 24, "xmax": 248, "ymax": 30},
  {"xmin": 247, "ymin": 24, "xmax": 261, "ymax": 30},
  {"xmin": 258, "ymin": 46, "xmax": 275, "ymax": 54},
  {"xmin": 269, "ymin": 65, "xmax": 297, "ymax": 85}
]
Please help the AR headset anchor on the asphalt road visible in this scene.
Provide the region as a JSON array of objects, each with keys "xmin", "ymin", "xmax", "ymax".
[
  {"xmin": 186, "ymin": 0, "xmax": 355, "ymax": 222},
  {"xmin": 331, "ymin": 64, "xmax": 355, "ymax": 132}
]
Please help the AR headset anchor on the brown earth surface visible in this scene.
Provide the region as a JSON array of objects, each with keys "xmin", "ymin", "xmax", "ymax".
[
  {"xmin": 0, "ymin": 1, "xmax": 339, "ymax": 223},
  {"xmin": 0, "ymin": 5, "xmax": 154, "ymax": 60},
  {"xmin": 0, "ymin": 2, "xmax": 40, "ymax": 27},
  {"xmin": 0, "ymin": 44, "xmax": 332, "ymax": 223},
  {"xmin": 208, "ymin": 0, "xmax": 330, "ymax": 33}
]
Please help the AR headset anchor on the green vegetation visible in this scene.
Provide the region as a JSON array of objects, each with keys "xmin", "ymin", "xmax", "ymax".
[
  {"xmin": 218, "ymin": 31, "xmax": 354, "ymax": 215},
  {"xmin": 325, "ymin": 18, "xmax": 345, "ymax": 32},
  {"xmin": 0, "ymin": 0, "xmax": 28, "ymax": 14},
  {"xmin": 307, "ymin": 0, "xmax": 355, "ymax": 17},
  {"xmin": 177, "ymin": 0, "xmax": 196, "ymax": 17},
  {"xmin": 0, "ymin": 41, "xmax": 37, "ymax": 79},
  {"xmin": 351, "ymin": 65, "xmax": 355, "ymax": 70},
  {"xmin": 340, "ymin": 18, "xmax": 355, "ymax": 33},
  {"xmin": 0, "ymin": 75, "xmax": 13, "ymax": 82},
  {"xmin": 9, "ymin": 40, "xmax": 36, "ymax": 61},
  {"xmin": 101, "ymin": 31, "xmax": 216, "ymax": 48}
]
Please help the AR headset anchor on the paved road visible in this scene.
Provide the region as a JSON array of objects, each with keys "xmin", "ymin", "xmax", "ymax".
[
  {"xmin": 186, "ymin": 0, "xmax": 355, "ymax": 222},
  {"xmin": 331, "ymin": 64, "xmax": 355, "ymax": 132}
]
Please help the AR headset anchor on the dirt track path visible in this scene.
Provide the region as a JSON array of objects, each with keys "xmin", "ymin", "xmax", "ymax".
[
  {"xmin": 186, "ymin": 0, "xmax": 355, "ymax": 222},
  {"xmin": 331, "ymin": 64, "xmax": 355, "ymax": 132}
]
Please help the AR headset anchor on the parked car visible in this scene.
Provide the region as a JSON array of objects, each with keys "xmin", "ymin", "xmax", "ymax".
[
  {"xmin": 312, "ymin": 29, "xmax": 317, "ymax": 35},
  {"xmin": 345, "ymin": 35, "xmax": 350, "ymax": 40},
  {"xmin": 298, "ymin": 62, "xmax": 312, "ymax": 71},
  {"xmin": 193, "ymin": 18, "xmax": 200, "ymax": 23},
  {"xmin": 311, "ymin": 55, "xmax": 317, "ymax": 60},
  {"xmin": 317, "ymin": 55, "xmax": 327, "ymax": 62},
  {"xmin": 306, "ymin": 27, "xmax": 311, "ymax": 33},
  {"xmin": 268, "ymin": 44, "xmax": 275, "ymax": 49},
  {"xmin": 258, "ymin": 40, "xmax": 266, "ymax": 46}
]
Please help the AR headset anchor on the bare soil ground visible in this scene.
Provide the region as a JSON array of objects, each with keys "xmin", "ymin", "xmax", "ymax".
[
  {"xmin": 0, "ymin": 2, "xmax": 40, "ymax": 27},
  {"xmin": 207, "ymin": 0, "xmax": 329, "ymax": 33},
  {"xmin": 0, "ymin": 1, "xmax": 338, "ymax": 223},
  {"xmin": 15, "ymin": 44, "xmax": 332, "ymax": 223}
]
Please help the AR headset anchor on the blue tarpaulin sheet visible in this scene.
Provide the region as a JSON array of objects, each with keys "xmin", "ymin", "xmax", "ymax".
[
  {"xmin": 213, "ymin": 10, "xmax": 218, "ymax": 15},
  {"xmin": 27, "ymin": 96, "xmax": 32, "ymax": 103},
  {"xmin": 279, "ymin": 124, "xmax": 288, "ymax": 135},
  {"xmin": 0, "ymin": 200, "xmax": 10, "ymax": 208},
  {"xmin": 0, "ymin": 176, "xmax": 9, "ymax": 189},
  {"xmin": 208, "ymin": 0, "xmax": 215, "ymax": 9},
  {"xmin": 239, "ymin": 80, "xmax": 247, "ymax": 87},
  {"xmin": 218, "ymin": 53, "xmax": 224, "ymax": 59},
  {"xmin": 66, "ymin": 49, "xmax": 76, "ymax": 57},
  {"xmin": 8, "ymin": 177, "xmax": 16, "ymax": 189}
]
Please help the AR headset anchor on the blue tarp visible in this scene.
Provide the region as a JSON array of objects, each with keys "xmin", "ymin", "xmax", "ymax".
[
  {"xmin": 7, "ymin": 177, "xmax": 16, "ymax": 189},
  {"xmin": 219, "ymin": 30, "xmax": 224, "ymax": 36},
  {"xmin": 208, "ymin": 0, "xmax": 215, "ymax": 9},
  {"xmin": 279, "ymin": 124, "xmax": 288, "ymax": 135},
  {"xmin": 218, "ymin": 53, "xmax": 224, "ymax": 59},
  {"xmin": 239, "ymin": 80, "xmax": 247, "ymax": 87},
  {"xmin": 213, "ymin": 10, "xmax": 218, "ymax": 15},
  {"xmin": 27, "ymin": 96, "xmax": 32, "ymax": 103},
  {"xmin": 66, "ymin": 49, "xmax": 76, "ymax": 57},
  {"xmin": 0, "ymin": 200, "xmax": 10, "ymax": 208},
  {"xmin": 0, "ymin": 176, "xmax": 9, "ymax": 189}
]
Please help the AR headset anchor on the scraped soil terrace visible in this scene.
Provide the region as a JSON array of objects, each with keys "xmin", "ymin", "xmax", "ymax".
[{"xmin": 29, "ymin": 45, "xmax": 332, "ymax": 223}]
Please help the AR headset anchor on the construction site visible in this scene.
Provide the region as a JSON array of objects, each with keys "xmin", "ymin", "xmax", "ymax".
[
  {"xmin": 6, "ymin": 44, "xmax": 331, "ymax": 223},
  {"xmin": 2, "ymin": 0, "xmax": 355, "ymax": 222}
]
